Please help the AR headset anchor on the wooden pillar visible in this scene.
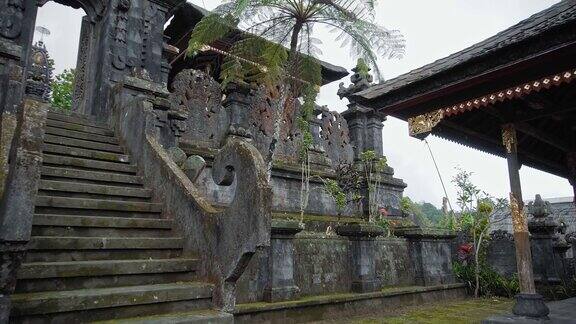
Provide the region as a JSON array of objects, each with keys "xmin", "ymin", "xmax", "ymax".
[
  {"xmin": 501, "ymin": 124, "xmax": 549, "ymax": 318},
  {"xmin": 566, "ymin": 152, "xmax": 576, "ymax": 205}
]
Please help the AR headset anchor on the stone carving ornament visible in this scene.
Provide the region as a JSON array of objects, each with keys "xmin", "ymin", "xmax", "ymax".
[
  {"xmin": 0, "ymin": 0, "xmax": 25, "ymax": 39},
  {"xmin": 490, "ymin": 229, "xmax": 514, "ymax": 241},
  {"xmin": 169, "ymin": 69, "xmax": 227, "ymax": 148},
  {"xmin": 320, "ymin": 110, "xmax": 354, "ymax": 166},
  {"xmin": 112, "ymin": 0, "xmax": 131, "ymax": 70}
]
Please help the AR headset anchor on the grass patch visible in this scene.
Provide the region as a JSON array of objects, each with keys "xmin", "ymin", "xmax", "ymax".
[{"xmin": 315, "ymin": 298, "xmax": 513, "ymax": 324}]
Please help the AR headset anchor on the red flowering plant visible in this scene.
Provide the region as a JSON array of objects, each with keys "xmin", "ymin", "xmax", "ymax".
[{"xmin": 457, "ymin": 243, "xmax": 474, "ymax": 265}]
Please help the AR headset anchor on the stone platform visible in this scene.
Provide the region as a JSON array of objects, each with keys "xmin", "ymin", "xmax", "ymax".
[
  {"xmin": 483, "ymin": 297, "xmax": 576, "ymax": 324},
  {"xmin": 233, "ymin": 283, "xmax": 467, "ymax": 323}
]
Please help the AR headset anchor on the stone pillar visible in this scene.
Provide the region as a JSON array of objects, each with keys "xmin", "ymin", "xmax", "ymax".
[
  {"xmin": 341, "ymin": 104, "xmax": 386, "ymax": 161},
  {"xmin": 336, "ymin": 223, "xmax": 383, "ymax": 293},
  {"xmin": 307, "ymin": 105, "xmax": 331, "ymax": 168},
  {"xmin": 72, "ymin": 16, "xmax": 93, "ymax": 113},
  {"xmin": 224, "ymin": 82, "xmax": 253, "ymax": 140},
  {"xmin": 115, "ymin": 75, "xmax": 187, "ymax": 149},
  {"xmin": 527, "ymin": 194, "xmax": 561, "ymax": 285},
  {"xmin": 501, "ymin": 124, "xmax": 549, "ymax": 318},
  {"xmin": 264, "ymin": 219, "xmax": 304, "ymax": 302},
  {"xmin": 552, "ymin": 223, "xmax": 571, "ymax": 284},
  {"xmin": 0, "ymin": 40, "xmax": 24, "ymax": 197},
  {"xmin": 0, "ymin": 98, "xmax": 48, "ymax": 322},
  {"xmin": 396, "ymin": 226, "xmax": 456, "ymax": 286}
]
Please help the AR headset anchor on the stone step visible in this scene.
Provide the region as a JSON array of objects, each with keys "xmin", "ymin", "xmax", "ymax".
[
  {"xmin": 10, "ymin": 282, "xmax": 213, "ymax": 318},
  {"xmin": 32, "ymin": 214, "xmax": 172, "ymax": 229},
  {"xmin": 45, "ymin": 126, "xmax": 118, "ymax": 144},
  {"xmin": 43, "ymin": 143, "xmax": 130, "ymax": 163},
  {"xmin": 47, "ymin": 110, "xmax": 99, "ymax": 122},
  {"xmin": 97, "ymin": 310, "xmax": 234, "ymax": 324},
  {"xmin": 18, "ymin": 259, "xmax": 198, "ymax": 280},
  {"xmin": 31, "ymin": 224, "xmax": 173, "ymax": 238},
  {"xmin": 42, "ymin": 154, "xmax": 137, "ymax": 174},
  {"xmin": 16, "ymin": 270, "xmax": 195, "ymax": 294},
  {"xmin": 36, "ymin": 196, "xmax": 162, "ymax": 213},
  {"xmin": 29, "ymin": 237, "xmax": 183, "ymax": 250},
  {"xmin": 46, "ymin": 119, "xmax": 115, "ymax": 136},
  {"xmin": 39, "ymin": 180, "xmax": 151, "ymax": 199},
  {"xmin": 45, "ymin": 134, "xmax": 124, "ymax": 153},
  {"xmin": 41, "ymin": 166, "xmax": 143, "ymax": 185},
  {"xmin": 25, "ymin": 249, "xmax": 183, "ymax": 263},
  {"xmin": 47, "ymin": 112, "xmax": 108, "ymax": 129}
]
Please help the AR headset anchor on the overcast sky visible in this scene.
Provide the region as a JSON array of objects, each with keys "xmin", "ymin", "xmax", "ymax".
[{"xmin": 35, "ymin": 0, "xmax": 573, "ymax": 208}]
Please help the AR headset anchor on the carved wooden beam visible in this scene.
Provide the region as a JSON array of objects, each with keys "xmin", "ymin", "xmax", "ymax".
[{"xmin": 440, "ymin": 120, "xmax": 566, "ymax": 174}]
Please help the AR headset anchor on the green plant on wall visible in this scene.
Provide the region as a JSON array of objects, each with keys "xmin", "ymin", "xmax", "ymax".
[
  {"xmin": 360, "ymin": 150, "xmax": 388, "ymax": 223},
  {"xmin": 188, "ymin": 0, "xmax": 405, "ymax": 183},
  {"xmin": 51, "ymin": 69, "xmax": 75, "ymax": 111},
  {"xmin": 298, "ymin": 85, "xmax": 319, "ymax": 223}
]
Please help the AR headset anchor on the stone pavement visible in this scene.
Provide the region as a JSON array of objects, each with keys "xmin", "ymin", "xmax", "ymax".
[{"xmin": 483, "ymin": 297, "xmax": 576, "ymax": 324}]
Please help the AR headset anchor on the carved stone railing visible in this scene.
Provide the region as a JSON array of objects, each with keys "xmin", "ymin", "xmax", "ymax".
[
  {"xmin": 168, "ymin": 69, "xmax": 406, "ymax": 217},
  {"xmin": 0, "ymin": 98, "xmax": 48, "ymax": 322},
  {"xmin": 111, "ymin": 76, "xmax": 271, "ymax": 311}
]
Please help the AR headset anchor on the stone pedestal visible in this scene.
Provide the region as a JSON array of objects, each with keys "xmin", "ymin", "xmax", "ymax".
[
  {"xmin": 396, "ymin": 226, "xmax": 456, "ymax": 286},
  {"xmin": 223, "ymin": 83, "xmax": 253, "ymax": 139},
  {"xmin": 264, "ymin": 219, "xmax": 304, "ymax": 302},
  {"xmin": 528, "ymin": 195, "xmax": 561, "ymax": 285},
  {"xmin": 336, "ymin": 223, "xmax": 383, "ymax": 293}
]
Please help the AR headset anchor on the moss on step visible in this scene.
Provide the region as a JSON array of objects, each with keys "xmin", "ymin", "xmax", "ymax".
[{"xmin": 273, "ymin": 212, "xmax": 365, "ymax": 224}]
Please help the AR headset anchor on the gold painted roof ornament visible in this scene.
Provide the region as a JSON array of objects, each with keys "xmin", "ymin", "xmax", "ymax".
[{"xmin": 408, "ymin": 109, "xmax": 444, "ymax": 139}]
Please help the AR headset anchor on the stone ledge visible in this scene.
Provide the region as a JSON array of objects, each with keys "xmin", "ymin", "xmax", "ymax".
[
  {"xmin": 234, "ymin": 283, "xmax": 466, "ymax": 314},
  {"xmin": 336, "ymin": 223, "xmax": 384, "ymax": 238},
  {"xmin": 395, "ymin": 226, "xmax": 456, "ymax": 239},
  {"xmin": 271, "ymin": 219, "xmax": 304, "ymax": 236},
  {"xmin": 0, "ymin": 39, "xmax": 22, "ymax": 60}
]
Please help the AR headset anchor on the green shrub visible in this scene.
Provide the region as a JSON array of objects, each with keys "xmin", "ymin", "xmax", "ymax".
[{"xmin": 453, "ymin": 261, "xmax": 519, "ymax": 298}]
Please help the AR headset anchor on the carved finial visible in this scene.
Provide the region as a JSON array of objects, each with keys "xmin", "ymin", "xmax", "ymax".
[
  {"xmin": 25, "ymin": 40, "xmax": 53, "ymax": 102},
  {"xmin": 337, "ymin": 58, "xmax": 374, "ymax": 99},
  {"xmin": 528, "ymin": 194, "xmax": 551, "ymax": 219}
]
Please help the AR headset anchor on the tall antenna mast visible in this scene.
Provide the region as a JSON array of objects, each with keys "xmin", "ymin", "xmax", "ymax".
[{"xmin": 35, "ymin": 26, "xmax": 51, "ymax": 43}]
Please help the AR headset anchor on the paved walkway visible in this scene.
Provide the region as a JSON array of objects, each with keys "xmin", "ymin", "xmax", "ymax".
[{"xmin": 484, "ymin": 297, "xmax": 576, "ymax": 324}]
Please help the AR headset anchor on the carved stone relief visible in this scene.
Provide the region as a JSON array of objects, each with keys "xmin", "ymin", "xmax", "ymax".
[
  {"xmin": 0, "ymin": 0, "xmax": 25, "ymax": 40},
  {"xmin": 169, "ymin": 69, "xmax": 228, "ymax": 148},
  {"xmin": 320, "ymin": 110, "xmax": 354, "ymax": 165},
  {"xmin": 112, "ymin": 0, "xmax": 130, "ymax": 70}
]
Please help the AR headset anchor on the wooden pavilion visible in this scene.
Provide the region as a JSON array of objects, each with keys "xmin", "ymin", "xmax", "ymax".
[{"xmin": 353, "ymin": 0, "xmax": 576, "ymax": 319}]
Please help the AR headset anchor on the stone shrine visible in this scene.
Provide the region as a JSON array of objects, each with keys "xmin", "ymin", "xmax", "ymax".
[{"xmin": 0, "ymin": 1, "xmax": 462, "ymax": 322}]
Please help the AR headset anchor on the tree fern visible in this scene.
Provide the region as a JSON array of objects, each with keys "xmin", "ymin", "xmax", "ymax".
[{"xmin": 188, "ymin": 0, "xmax": 405, "ymax": 180}]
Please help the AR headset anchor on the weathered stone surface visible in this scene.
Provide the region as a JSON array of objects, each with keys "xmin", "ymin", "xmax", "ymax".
[
  {"xmin": 0, "ymin": 99, "xmax": 48, "ymax": 242},
  {"xmin": 234, "ymin": 283, "xmax": 467, "ymax": 323},
  {"xmin": 167, "ymin": 146, "xmax": 186, "ymax": 167},
  {"xmin": 487, "ymin": 230, "xmax": 517, "ymax": 278},
  {"xmin": 11, "ymin": 282, "xmax": 213, "ymax": 316},
  {"xmin": 182, "ymin": 155, "xmax": 206, "ymax": 182},
  {"xmin": 396, "ymin": 226, "xmax": 457, "ymax": 286},
  {"xmin": 112, "ymin": 87, "xmax": 271, "ymax": 311},
  {"xmin": 264, "ymin": 219, "xmax": 304, "ymax": 302},
  {"xmin": 336, "ymin": 223, "xmax": 385, "ymax": 293}
]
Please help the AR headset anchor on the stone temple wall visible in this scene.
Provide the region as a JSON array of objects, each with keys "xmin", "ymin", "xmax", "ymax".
[
  {"xmin": 236, "ymin": 235, "xmax": 415, "ymax": 303},
  {"xmin": 171, "ymin": 69, "xmax": 406, "ymax": 217}
]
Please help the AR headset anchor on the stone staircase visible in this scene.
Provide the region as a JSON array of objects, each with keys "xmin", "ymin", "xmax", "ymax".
[{"xmin": 9, "ymin": 111, "xmax": 229, "ymax": 323}]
